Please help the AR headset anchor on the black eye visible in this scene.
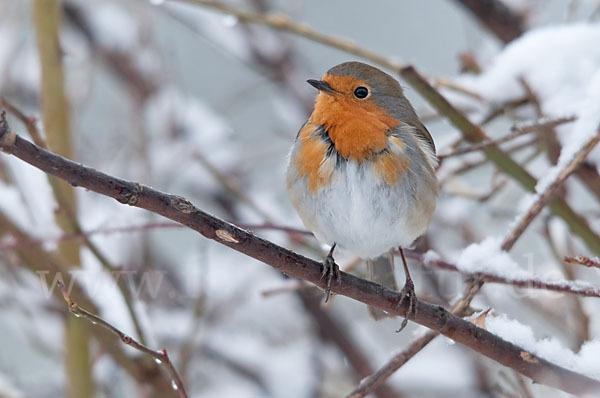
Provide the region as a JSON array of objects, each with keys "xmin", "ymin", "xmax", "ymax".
[{"xmin": 354, "ymin": 86, "xmax": 369, "ymax": 99}]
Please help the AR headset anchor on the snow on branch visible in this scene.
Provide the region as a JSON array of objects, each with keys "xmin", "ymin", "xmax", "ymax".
[{"xmin": 412, "ymin": 250, "xmax": 600, "ymax": 298}]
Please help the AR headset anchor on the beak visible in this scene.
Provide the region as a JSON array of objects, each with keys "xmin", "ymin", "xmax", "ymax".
[{"xmin": 307, "ymin": 79, "xmax": 337, "ymax": 94}]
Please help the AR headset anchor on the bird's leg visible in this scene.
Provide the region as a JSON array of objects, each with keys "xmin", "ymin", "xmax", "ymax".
[
  {"xmin": 321, "ymin": 243, "xmax": 340, "ymax": 302},
  {"xmin": 396, "ymin": 247, "xmax": 416, "ymax": 332}
]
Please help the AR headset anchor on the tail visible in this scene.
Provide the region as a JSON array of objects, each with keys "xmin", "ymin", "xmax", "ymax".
[{"xmin": 366, "ymin": 250, "xmax": 398, "ymax": 320}]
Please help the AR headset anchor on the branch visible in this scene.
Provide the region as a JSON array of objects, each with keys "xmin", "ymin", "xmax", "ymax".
[
  {"xmin": 438, "ymin": 116, "xmax": 576, "ymax": 160},
  {"xmin": 173, "ymin": 0, "xmax": 482, "ymax": 100},
  {"xmin": 344, "ymin": 126, "xmax": 600, "ymax": 397},
  {"xmin": 410, "ymin": 251, "xmax": 600, "ymax": 298},
  {"xmin": 0, "ymin": 211, "xmax": 175, "ymax": 392},
  {"xmin": 63, "ymin": 3, "xmax": 158, "ymax": 101},
  {"xmin": 502, "ymin": 128, "xmax": 600, "ymax": 250},
  {"xmin": 56, "ymin": 282, "xmax": 188, "ymax": 397},
  {"xmin": 297, "ymin": 291, "xmax": 401, "ymax": 398},
  {"xmin": 346, "ymin": 331, "xmax": 438, "ymax": 398},
  {"xmin": 0, "ymin": 221, "xmax": 311, "ymax": 250},
  {"xmin": 399, "ymin": 66, "xmax": 600, "ymax": 255},
  {"xmin": 575, "ymin": 161, "xmax": 600, "ymax": 201},
  {"xmin": 0, "ymin": 97, "xmax": 46, "ymax": 148},
  {"xmin": 174, "ymin": 0, "xmax": 404, "ymax": 71},
  {"xmin": 31, "ymin": 0, "xmax": 93, "ymax": 394},
  {"xmin": 1, "ymin": 99, "xmax": 149, "ymax": 346},
  {"xmin": 453, "ymin": 0, "xmax": 526, "ymax": 43},
  {"xmin": 565, "ymin": 255, "xmax": 600, "ymax": 269},
  {"xmin": 172, "ymin": 0, "xmax": 600, "ymax": 255},
  {"xmin": 2, "ymin": 115, "xmax": 600, "ymax": 396}
]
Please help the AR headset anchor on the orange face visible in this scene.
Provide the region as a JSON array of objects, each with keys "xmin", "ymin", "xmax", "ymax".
[{"xmin": 308, "ymin": 74, "xmax": 401, "ymax": 161}]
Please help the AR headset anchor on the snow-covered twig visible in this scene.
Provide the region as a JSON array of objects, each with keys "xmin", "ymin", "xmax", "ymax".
[
  {"xmin": 565, "ymin": 255, "xmax": 600, "ymax": 269},
  {"xmin": 410, "ymin": 252, "xmax": 600, "ymax": 298},
  {"xmin": 56, "ymin": 281, "xmax": 188, "ymax": 398},
  {"xmin": 401, "ymin": 65, "xmax": 600, "ymax": 255},
  {"xmin": 2, "ymin": 115, "xmax": 600, "ymax": 396},
  {"xmin": 503, "ymin": 128, "xmax": 600, "ymax": 250}
]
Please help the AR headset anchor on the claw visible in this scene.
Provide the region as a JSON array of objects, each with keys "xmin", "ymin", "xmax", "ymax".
[
  {"xmin": 321, "ymin": 244, "xmax": 340, "ymax": 302},
  {"xmin": 395, "ymin": 278, "xmax": 417, "ymax": 332}
]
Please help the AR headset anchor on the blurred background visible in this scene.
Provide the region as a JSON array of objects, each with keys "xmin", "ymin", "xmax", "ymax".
[{"xmin": 1, "ymin": 0, "xmax": 600, "ymax": 397}]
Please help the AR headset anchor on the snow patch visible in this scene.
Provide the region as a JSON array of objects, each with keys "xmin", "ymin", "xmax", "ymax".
[
  {"xmin": 486, "ymin": 314, "xmax": 600, "ymax": 379},
  {"xmin": 456, "ymin": 237, "xmax": 529, "ymax": 279}
]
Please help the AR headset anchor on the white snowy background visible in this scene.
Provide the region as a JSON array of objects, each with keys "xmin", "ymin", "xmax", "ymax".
[{"xmin": 1, "ymin": 0, "xmax": 600, "ymax": 397}]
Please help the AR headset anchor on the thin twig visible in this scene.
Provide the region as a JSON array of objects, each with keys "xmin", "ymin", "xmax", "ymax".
[
  {"xmin": 564, "ymin": 255, "xmax": 600, "ymax": 269},
  {"xmin": 0, "ymin": 221, "xmax": 312, "ymax": 250},
  {"xmin": 0, "ymin": 99, "xmax": 149, "ymax": 345},
  {"xmin": 438, "ymin": 116, "xmax": 576, "ymax": 160},
  {"xmin": 63, "ymin": 4, "xmax": 159, "ymax": 101},
  {"xmin": 173, "ymin": 0, "xmax": 403, "ymax": 70},
  {"xmin": 346, "ymin": 331, "xmax": 438, "ymax": 398},
  {"xmin": 0, "ymin": 208, "xmax": 175, "ymax": 392},
  {"xmin": 439, "ymin": 137, "xmax": 537, "ymax": 177},
  {"xmin": 172, "ymin": 0, "xmax": 484, "ymax": 100},
  {"xmin": 2, "ymin": 115, "xmax": 600, "ymax": 396},
  {"xmin": 575, "ymin": 162, "xmax": 600, "ymax": 200},
  {"xmin": 480, "ymin": 96, "xmax": 530, "ymax": 125},
  {"xmin": 0, "ymin": 97, "xmax": 46, "ymax": 148},
  {"xmin": 544, "ymin": 220, "xmax": 590, "ymax": 348},
  {"xmin": 503, "ymin": 129, "xmax": 600, "ymax": 250},
  {"xmin": 408, "ymin": 251, "xmax": 600, "ymax": 298},
  {"xmin": 298, "ymin": 290, "xmax": 401, "ymax": 398},
  {"xmin": 518, "ymin": 77, "xmax": 562, "ymax": 164},
  {"xmin": 56, "ymin": 282, "xmax": 188, "ymax": 397}
]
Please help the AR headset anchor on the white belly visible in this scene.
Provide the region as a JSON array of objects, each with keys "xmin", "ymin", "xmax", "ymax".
[{"xmin": 287, "ymin": 160, "xmax": 436, "ymax": 259}]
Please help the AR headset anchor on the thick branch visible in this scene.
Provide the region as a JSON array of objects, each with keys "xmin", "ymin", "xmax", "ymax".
[{"xmin": 1, "ymin": 117, "xmax": 599, "ymax": 396}]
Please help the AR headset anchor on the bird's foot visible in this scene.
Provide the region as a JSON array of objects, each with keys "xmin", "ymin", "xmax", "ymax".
[
  {"xmin": 321, "ymin": 252, "xmax": 340, "ymax": 303},
  {"xmin": 395, "ymin": 278, "xmax": 417, "ymax": 332}
]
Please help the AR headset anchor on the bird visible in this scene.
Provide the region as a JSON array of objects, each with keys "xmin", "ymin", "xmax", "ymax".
[{"xmin": 286, "ymin": 61, "xmax": 438, "ymax": 329}]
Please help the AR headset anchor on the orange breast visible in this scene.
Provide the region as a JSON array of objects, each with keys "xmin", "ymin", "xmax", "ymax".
[
  {"xmin": 308, "ymin": 74, "xmax": 401, "ymax": 161},
  {"xmin": 294, "ymin": 123, "xmax": 333, "ymax": 194}
]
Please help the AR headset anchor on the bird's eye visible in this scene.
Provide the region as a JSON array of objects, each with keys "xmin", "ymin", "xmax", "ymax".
[{"xmin": 353, "ymin": 86, "xmax": 369, "ymax": 99}]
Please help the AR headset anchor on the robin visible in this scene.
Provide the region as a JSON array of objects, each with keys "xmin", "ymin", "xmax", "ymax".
[{"xmin": 286, "ymin": 61, "xmax": 438, "ymax": 329}]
